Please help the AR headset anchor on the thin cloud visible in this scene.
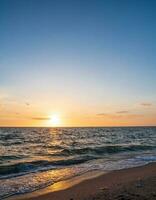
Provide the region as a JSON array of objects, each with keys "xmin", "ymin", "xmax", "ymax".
[
  {"xmin": 140, "ymin": 102, "xmax": 152, "ymax": 107},
  {"xmin": 96, "ymin": 113, "xmax": 109, "ymax": 116},
  {"xmin": 32, "ymin": 117, "xmax": 50, "ymax": 121},
  {"xmin": 108, "ymin": 114, "xmax": 143, "ymax": 119},
  {"xmin": 116, "ymin": 111, "xmax": 129, "ymax": 114},
  {"xmin": 97, "ymin": 113, "xmax": 143, "ymax": 119},
  {"xmin": 97, "ymin": 111, "xmax": 129, "ymax": 116}
]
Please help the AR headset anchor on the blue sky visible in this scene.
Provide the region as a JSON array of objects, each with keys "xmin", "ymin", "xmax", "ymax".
[{"xmin": 0, "ymin": 0, "xmax": 156, "ymax": 126}]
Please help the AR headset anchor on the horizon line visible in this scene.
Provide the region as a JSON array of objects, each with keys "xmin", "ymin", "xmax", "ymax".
[{"xmin": 0, "ymin": 125, "xmax": 156, "ymax": 128}]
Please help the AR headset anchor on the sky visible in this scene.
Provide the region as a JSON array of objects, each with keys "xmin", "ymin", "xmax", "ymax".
[{"xmin": 0, "ymin": 0, "xmax": 156, "ymax": 127}]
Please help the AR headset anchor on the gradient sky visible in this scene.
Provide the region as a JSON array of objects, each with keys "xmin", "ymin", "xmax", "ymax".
[{"xmin": 0, "ymin": 0, "xmax": 156, "ymax": 126}]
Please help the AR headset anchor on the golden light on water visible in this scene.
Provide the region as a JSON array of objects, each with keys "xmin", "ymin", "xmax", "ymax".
[{"xmin": 49, "ymin": 114, "xmax": 61, "ymax": 127}]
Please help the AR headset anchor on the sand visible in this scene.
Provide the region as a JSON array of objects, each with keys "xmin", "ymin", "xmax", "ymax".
[{"xmin": 9, "ymin": 163, "xmax": 156, "ymax": 200}]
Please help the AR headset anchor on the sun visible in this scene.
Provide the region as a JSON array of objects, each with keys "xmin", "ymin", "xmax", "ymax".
[{"xmin": 49, "ymin": 114, "xmax": 61, "ymax": 126}]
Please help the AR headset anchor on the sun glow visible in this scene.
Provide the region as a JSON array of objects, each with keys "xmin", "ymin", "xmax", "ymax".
[{"xmin": 49, "ymin": 114, "xmax": 61, "ymax": 127}]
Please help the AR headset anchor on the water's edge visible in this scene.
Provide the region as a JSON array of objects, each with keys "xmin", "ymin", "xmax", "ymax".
[
  {"xmin": 5, "ymin": 170, "xmax": 104, "ymax": 200},
  {"xmin": 7, "ymin": 162, "xmax": 156, "ymax": 200}
]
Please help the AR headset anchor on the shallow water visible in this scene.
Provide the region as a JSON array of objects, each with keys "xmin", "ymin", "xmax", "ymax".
[{"xmin": 0, "ymin": 127, "xmax": 156, "ymax": 199}]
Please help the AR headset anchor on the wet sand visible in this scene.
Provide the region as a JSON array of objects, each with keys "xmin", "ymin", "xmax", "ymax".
[{"xmin": 9, "ymin": 163, "xmax": 156, "ymax": 200}]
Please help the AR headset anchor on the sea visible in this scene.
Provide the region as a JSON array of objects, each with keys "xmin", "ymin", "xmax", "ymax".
[{"xmin": 0, "ymin": 127, "xmax": 156, "ymax": 199}]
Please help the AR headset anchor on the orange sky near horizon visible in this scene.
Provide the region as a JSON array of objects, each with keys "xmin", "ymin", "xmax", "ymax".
[
  {"xmin": 1, "ymin": 115, "xmax": 156, "ymax": 127},
  {"xmin": 0, "ymin": 96, "xmax": 155, "ymax": 127}
]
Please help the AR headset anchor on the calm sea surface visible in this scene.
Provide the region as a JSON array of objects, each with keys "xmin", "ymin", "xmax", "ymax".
[{"xmin": 0, "ymin": 127, "xmax": 156, "ymax": 199}]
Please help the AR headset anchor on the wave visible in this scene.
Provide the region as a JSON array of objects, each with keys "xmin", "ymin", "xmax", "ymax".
[
  {"xmin": 0, "ymin": 144, "xmax": 155, "ymax": 178},
  {"xmin": 0, "ymin": 155, "xmax": 96, "ymax": 178},
  {"xmin": 61, "ymin": 144, "xmax": 156, "ymax": 155},
  {"xmin": 0, "ymin": 155, "xmax": 23, "ymax": 161}
]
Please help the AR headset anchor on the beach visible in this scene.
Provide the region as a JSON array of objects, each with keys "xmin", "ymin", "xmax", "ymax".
[{"xmin": 9, "ymin": 162, "xmax": 156, "ymax": 200}]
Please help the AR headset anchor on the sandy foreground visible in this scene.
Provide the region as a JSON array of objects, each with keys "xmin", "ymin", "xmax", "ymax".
[{"xmin": 9, "ymin": 163, "xmax": 156, "ymax": 200}]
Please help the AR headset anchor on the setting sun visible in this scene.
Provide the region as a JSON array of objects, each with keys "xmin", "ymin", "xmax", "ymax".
[{"xmin": 49, "ymin": 114, "xmax": 61, "ymax": 127}]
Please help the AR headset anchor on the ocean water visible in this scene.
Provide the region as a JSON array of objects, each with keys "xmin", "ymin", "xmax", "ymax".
[{"xmin": 0, "ymin": 127, "xmax": 156, "ymax": 199}]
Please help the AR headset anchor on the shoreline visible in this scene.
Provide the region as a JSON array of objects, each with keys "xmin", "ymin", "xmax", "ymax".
[{"xmin": 8, "ymin": 162, "xmax": 156, "ymax": 200}]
